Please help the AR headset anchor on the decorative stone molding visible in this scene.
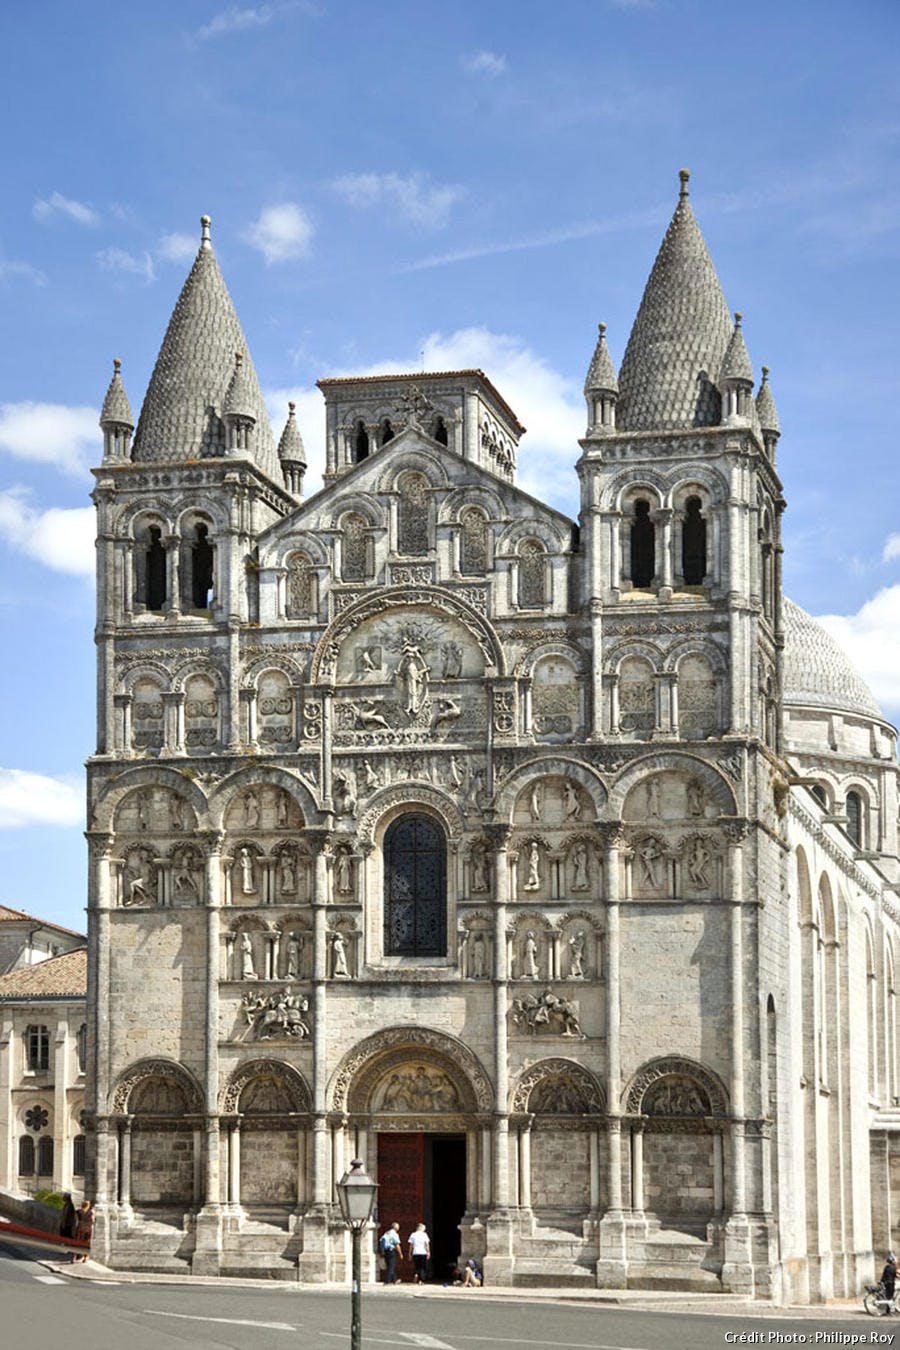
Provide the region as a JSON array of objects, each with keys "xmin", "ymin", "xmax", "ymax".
[
  {"xmin": 109, "ymin": 1058, "xmax": 203, "ymax": 1115},
  {"xmin": 357, "ymin": 783, "xmax": 465, "ymax": 847},
  {"xmin": 623, "ymin": 1056, "xmax": 727, "ymax": 1117},
  {"xmin": 220, "ymin": 1057, "xmax": 311, "ymax": 1113},
  {"xmin": 511, "ymin": 1057, "xmax": 604, "ymax": 1113},
  {"xmin": 329, "ymin": 1026, "xmax": 494, "ymax": 1113}
]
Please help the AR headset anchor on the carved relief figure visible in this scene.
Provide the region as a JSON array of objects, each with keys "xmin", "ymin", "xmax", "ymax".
[
  {"xmin": 646, "ymin": 778, "xmax": 661, "ymax": 818},
  {"xmin": 471, "ymin": 847, "xmax": 488, "ymax": 893},
  {"xmin": 568, "ymin": 931, "xmax": 586, "ymax": 979},
  {"xmin": 279, "ymin": 852, "xmax": 297, "ymax": 895},
  {"xmin": 523, "ymin": 931, "xmax": 539, "ymax": 978},
  {"xmin": 530, "ymin": 1077, "xmax": 587, "ymax": 1114},
  {"xmin": 433, "ymin": 696, "xmax": 461, "ymax": 727},
  {"xmin": 362, "ymin": 759, "xmax": 380, "ymax": 790},
  {"xmin": 563, "ymin": 781, "xmax": 581, "ymax": 820},
  {"xmin": 125, "ymin": 854, "xmax": 153, "ymax": 906},
  {"xmin": 243, "ymin": 790, "xmax": 260, "ymax": 829},
  {"xmin": 172, "ymin": 848, "xmax": 201, "ymax": 902},
  {"xmin": 529, "ymin": 782, "xmax": 544, "ymax": 821},
  {"xmin": 511, "ymin": 987, "xmax": 582, "ymax": 1037},
  {"xmin": 644, "ymin": 1077, "xmax": 707, "ymax": 1116},
  {"xmin": 686, "ymin": 838, "xmax": 712, "ymax": 888},
  {"xmin": 449, "ymin": 754, "xmax": 464, "ymax": 790},
  {"xmin": 638, "ymin": 838, "xmax": 662, "ymax": 887},
  {"xmin": 378, "ymin": 1067, "xmax": 459, "ymax": 1112},
  {"xmin": 285, "ymin": 934, "xmax": 302, "ymax": 977},
  {"xmin": 354, "ymin": 699, "xmax": 390, "ymax": 731},
  {"xmin": 470, "ymin": 931, "xmax": 487, "ymax": 978},
  {"xmin": 276, "ymin": 791, "xmax": 289, "ymax": 827},
  {"xmin": 239, "ymin": 846, "xmax": 256, "ymax": 895},
  {"xmin": 135, "ymin": 789, "xmax": 151, "ymax": 831},
  {"xmin": 169, "ymin": 794, "xmax": 185, "ymax": 831},
  {"xmin": 686, "ymin": 779, "xmax": 705, "ymax": 817},
  {"xmin": 242, "ymin": 988, "xmax": 310, "ymax": 1039},
  {"xmin": 332, "ymin": 931, "xmax": 350, "ymax": 978},
  {"xmin": 240, "ymin": 932, "xmax": 257, "ymax": 980},
  {"xmin": 524, "ymin": 841, "xmax": 542, "ymax": 891},
  {"xmin": 335, "ymin": 850, "xmax": 353, "ymax": 894},
  {"xmin": 397, "ymin": 641, "xmax": 430, "ymax": 717},
  {"xmin": 334, "ymin": 773, "xmax": 356, "ymax": 816},
  {"xmin": 441, "ymin": 641, "xmax": 463, "ymax": 678},
  {"xmin": 360, "ymin": 646, "xmax": 381, "ymax": 673},
  {"xmin": 571, "ymin": 841, "xmax": 590, "ymax": 891}
]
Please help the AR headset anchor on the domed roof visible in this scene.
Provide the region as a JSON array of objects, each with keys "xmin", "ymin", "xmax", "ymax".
[{"xmin": 782, "ymin": 597, "xmax": 882, "ymax": 720}]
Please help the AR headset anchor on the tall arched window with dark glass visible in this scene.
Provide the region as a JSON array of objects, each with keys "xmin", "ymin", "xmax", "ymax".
[
  {"xmin": 630, "ymin": 500, "xmax": 655, "ymax": 587},
  {"xmin": 681, "ymin": 496, "xmax": 707, "ymax": 585},
  {"xmin": 145, "ymin": 526, "xmax": 167, "ymax": 611},
  {"xmin": 384, "ymin": 814, "xmax": 447, "ymax": 956},
  {"xmin": 846, "ymin": 791, "xmax": 863, "ymax": 848}
]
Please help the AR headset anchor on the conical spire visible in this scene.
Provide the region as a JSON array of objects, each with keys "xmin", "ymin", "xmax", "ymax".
[
  {"xmin": 223, "ymin": 351, "xmax": 255, "ymax": 420},
  {"xmin": 132, "ymin": 216, "xmax": 278, "ymax": 478},
  {"xmin": 719, "ymin": 312, "xmax": 754, "ymax": 385},
  {"xmin": 100, "ymin": 358, "xmax": 134, "ymax": 429},
  {"xmin": 756, "ymin": 366, "xmax": 781, "ymax": 436},
  {"xmin": 617, "ymin": 170, "xmax": 733, "ymax": 432},
  {"xmin": 584, "ymin": 322, "xmax": 618, "ymax": 396},
  {"xmin": 278, "ymin": 401, "xmax": 306, "ymax": 465}
]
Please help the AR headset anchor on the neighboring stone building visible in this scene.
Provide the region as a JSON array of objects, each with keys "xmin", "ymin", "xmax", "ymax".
[
  {"xmin": 85, "ymin": 174, "xmax": 900, "ymax": 1300},
  {"xmin": 0, "ymin": 947, "xmax": 88, "ymax": 1197},
  {"xmin": 0, "ymin": 905, "xmax": 85, "ymax": 974}
]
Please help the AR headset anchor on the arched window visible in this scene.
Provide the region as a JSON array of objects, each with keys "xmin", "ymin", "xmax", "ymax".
[
  {"xmin": 630, "ymin": 499, "xmax": 655, "ymax": 587},
  {"xmin": 73, "ymin": 1134, "xmax": 86, "ymax": 1177},
  {"xmin": 188, "ymin": 522, "xmax": 214, "ymax": 609},
  {"xmin": 25, "ymin": 1024, "xmax": 50, "ymax": 1072},
  {"xmin": 518, "ymin": 540, "xmax": 546, "ymax": 608},
  {"xmin": 681, "ymin": 496, "xmax": 707, "ymax": 585},
  {"xmin": 460, "ymin": 509, "xmax": 488, "ymax": 576},
  {"xmin": 397, "ymin": 473, "xmax": 429, "ymax": 555},
  {"xmin": 379, "ymin": 418, "xmax": 395, "ymax": 447},
  {"xmin": 37, "ymin": 1135, "xmax": 53, "ymax": 1177},
  {"xmin": 342, "ymin": 513, "xmax": 369, "ymax": 581},
  {"xmin": 145, "ymin": 526, "xmax": 167, "ymax": 611},
  {"xmin": 433, "ymin": 415, "xmax": 449, "ymax": 446},
  {"xmin": 811, "ymin": 784, "xmax": 827, "ymax": 809},
  {"xmin": 353, "ymin": 420, "xmax": 370, "ymax": 463},
  {"xmin": 18, "ymin": 1135, "xmax": 34, "ymax": 1176},
  {"xmin": 846, "ymin": 791, "xmax": 863, "ymax": 848},
  {"xmin": 384, "ymin": 814, "xmax": 447, "ymax": 957}
]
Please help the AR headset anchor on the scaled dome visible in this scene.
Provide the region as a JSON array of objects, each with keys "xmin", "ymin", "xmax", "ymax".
[{"xmin": 782, "ymin": 597, "xmax": 882, "ymax": 720}]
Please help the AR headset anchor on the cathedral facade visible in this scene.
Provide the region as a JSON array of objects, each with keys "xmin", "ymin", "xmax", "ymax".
[{"xmin": 85, "ymin": 174, "xmax": 900, "ymax": 1301}]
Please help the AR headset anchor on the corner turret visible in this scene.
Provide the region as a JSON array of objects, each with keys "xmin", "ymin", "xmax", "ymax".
[
  {"xmin": 99, "ymin": 359, "xmax": 134, "ymax": 463},
  {"xmin": 223, "ymin": 351, "xmax": 256, "ymax": 454},
  {"xmin": 756, "ymin": 365, "xmax": 781, "ymax": 459},
  {"xmin": 718, "ymin": 312, "xmax": 754, "ymax": 424},
  {"xmin": 277, "ymin": 401, "xmax": 306, "ymax": 497},
  {"xmin": 583, "ymin": 323, "xmax": 618, "ymax": 436}
]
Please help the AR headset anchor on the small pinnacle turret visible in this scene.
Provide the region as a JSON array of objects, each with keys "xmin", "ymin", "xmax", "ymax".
[
  {"xmin": 756, "ymin": 365, "xmax": 781, "ymax": 457},
  {"xmin": 583, "ymin": 322, "xmax": 618, "ymax": 435},
  {"xmin": 100, "ymin": 358, "xmax": 134, "ymax": 462},
  {"xmin": 278, "ymin": 401, "xmax": 306, "ymax": 497},
  {"xmin": 719, "ymin": 311, "xmax": 754, "ymax": 424}
]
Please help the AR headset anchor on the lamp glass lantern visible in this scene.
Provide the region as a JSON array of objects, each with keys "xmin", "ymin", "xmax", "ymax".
[{"xmin": 336, "ymin": 1158, "xmax": 378, "ymax": 1232}]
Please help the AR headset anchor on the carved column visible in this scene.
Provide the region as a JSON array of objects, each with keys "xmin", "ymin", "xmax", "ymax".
[
  {"xmin": 88, "ymin": 833, "xmax": 114, "ymax": 1232},
  {"xmin": 194, "ymin": 832, "xmax": 224, "ymax": 1270},
  {"xmin": 162, "ymin": 691, "xmax": 182, "ymax": 757},
  {"xmin": 117, "ymin": 1117, "xmax": 132, "ymax": 1210},
  {"xmin": 631, "ymin": 1122, "xmax": 644, "ymax": 1213},
  {"xmin": 517, "ymin": 1121, "xmax": 532, "ymax": 1209},
  {"xmin": 242, "ymin": 688, "xmax": 259, "ymax": 750},
  {"xmin": 114, "ymin": 693, "xmax": 132, "ymax": 755},
  {"xmin": 122, "ymin": 542, "xmax": 134, "ymax": 621},
  {"xmin": 589, "ymin": 598, "xmax": 604, "ymax": 739},
  {"xmin": 320, "ymin": 687, "xmax": 334, "ymax": 807},
  {"xmin": 597, "ymin": 825, "xmax": 628, "ymax": 1287},
  {"xmin": 722, "ymin": 823, "xmax": 753, "ymax": 1295},
  {"xmin": 485, "ymin": 824, "xmax": 515, "ymax": 1283}
]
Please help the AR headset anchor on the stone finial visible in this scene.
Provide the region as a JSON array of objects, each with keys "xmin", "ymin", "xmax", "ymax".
[
  {"xmin": 679, "ymin": 168, "xmax": 690, "ymax": 199},
  {"xmin": 200, "ymin": 215, "xmax": 212, "ymax": 248}
]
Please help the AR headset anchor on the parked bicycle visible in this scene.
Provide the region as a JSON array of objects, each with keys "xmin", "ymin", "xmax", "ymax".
[{"xmin": 864, "ymin": 1281, "xmax": 899, "ymax": 1316}]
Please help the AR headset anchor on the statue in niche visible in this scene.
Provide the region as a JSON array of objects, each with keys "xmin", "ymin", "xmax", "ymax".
[
  {"xmin": 334, "ymin": 773, "xmax": 356, "ymax": 816},
  {"xmin": 638, "ymin": 839, "xmax": 661, "ymax": 887},
  {"xmin": 686, "ymin": 779, "xmax": 705, "ymax": 817},
  {"xmin": 646, "ymin": 779, "xmax": 661, "ymax": 818},
  {"xmin": 524, "ymin": 841, "xmax": 541, "ymax": 891},
  {"xmin": 441, "ymin": 641, "xmax": 463, "ymax": 678},
  {"xmin": 397, "ymin": 641, "xmax": 430, "ymax": 717},
  {"xmin": 468, "ymin": 766, "xmax": 486, "ymax": 811},
  {"xmin": 169, "ymin": 794, "xmax": 185, "ymax": 831},
  {"xmin": 285, "ymin": 933, "xmax": 302, "ymax": 978},
  {"xmin": 362, "ymin": 759, "xmax": 380, "ymax": 790},
  {"xmin": 276, "ymin": 791, "xmax": 289, "ymax": 828},
  {"xmin": 172, "ymin": 851, "xmax": 200, "ymax": 902},
  {"xmin": 471, "ymin": 848, "xmax": 488, "ymax": 893},
  {"xmin": 335, "ymin": 850, "xmax": 353, "ymax": 894},
  {"xmin": 135, "ymin": 789, "xmax": 151, "ymax": 832},
  {"xmin": 529, "ymin": 782, "xmax": 544, "ymax": 821},
  {"xmin": 332, "ymin": 931, "xmax": 350, "ymax": 978},
  {"xmin": 568, "ymin": 931, "xmax": 586, "ymax": 979},
  {"xmin": 523, "ymin": 931, "xmax": 539, "ymax": 978},
  {"xmin": 470, "ymin": 931, "xmax": 487, "ymax": 978},
  {"xmin": 354, "ymin": 699, "xmax": 390, "ymax": 731},
  {"xmin": 511, "ymin": 987, "xmax": 582, "ymax": 1038},
  {"xmin": 571, "ymin": 841, "xmax": 590, "ymax": 891},
  {"xmin": 240, "ymin": 932, "xmax": 257, "ymax": 980},
  {"xmin": 243, "ymin": 790, "xmax": 259, "ymax": 829},
  {"xmin": 563, "ymin": 782, "xmax": 581, "ymax": 820},
  {"xmin": 126, "ymin": 865, "xmax": 152, "ymax": 907},
  {"xmin": 686, "ymin": 838, "xmax": 712, "ymax": 888},
  {"xmin": 449, "ymin": 754, "xmax": 464, "ymax": 790},
  {"xmin": 239, "ymin": 846, "xmax": 256, "ymax": 895},
  {"xmin": 279, "ymin": 852, "xmax": 297, "ymax": 895}
]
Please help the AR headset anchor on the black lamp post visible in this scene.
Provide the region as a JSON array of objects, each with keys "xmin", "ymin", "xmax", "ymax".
[{"xmin": 336, "ymin": 1158, "xmax": 378, "ymax": 1350}]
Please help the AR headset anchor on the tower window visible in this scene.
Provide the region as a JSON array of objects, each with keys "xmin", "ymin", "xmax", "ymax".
[
  {"xmin": 682, "ymin": 496, "xmax": 707, "ymax": 585},
  {"xmin": 76, "ymin": 1023, "xmax": 87, "ymax": 1074},
  {"xmin": 354, "ymin": 420, "xmax": 370, "ymax": 463},
  {"xmin": 73, "ymin": 1134, "xmax": 86, "ymax": 1177},
  {"xmin": 846, "ymin": 791, "xmax": 863, "ymax": 848},
  {"xmin": 433, "ymin": 415, "xmax": 449, "ymax": 446},
  {"xmin": 630, "ymin": 499, "xmax": 655, "ymax": 587},
  {"xmin": 146, "ymin": 526, "xmax": 167, "ymax": 611},
  {"xmin": 811, "ymin": 784, "xmax": 827, "ymax": 809},
  {"xmin": 384, "ymin": 814, "xmax": 447, "ymax": 956},
  {"xmin": 379, "ymin": 419, "xmax": 395, "ymax": 447},
  {"xmin": 189, "ymin": 523, "xmax": 214, "ymax": 609},
  {"xmin": 25, "ymin": 1024, "xmax": 50, "ymax": 1072}
]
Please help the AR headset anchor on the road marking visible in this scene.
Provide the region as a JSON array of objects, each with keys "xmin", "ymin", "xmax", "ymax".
[
  {"xmin": 33, "ymin": 1274, "xmax": 66, "ymax": 1284},
  {"xmin": 453, "ymin": 1338, "xmax": 655, "ymax": 1350},
  {"xmin": 399, "ymin": 1336, "xmax": 459, "ymax": 1349},
  {"xmin": 143, "ymin": 1310, "xmax": 297, "ymax": 1332}
]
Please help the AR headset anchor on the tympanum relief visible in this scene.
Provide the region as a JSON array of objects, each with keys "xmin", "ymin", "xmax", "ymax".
[
  {"xmin": 510, "ymin": 987, "xmax": 583, "ymax": 1038},
  {"xmin": 372, "ymin": 1065, "xmax": 460, "ymax": 1112},
  {"xmin": 241, "ymin": 988, "xmax": 311, "ymax": 1040}
]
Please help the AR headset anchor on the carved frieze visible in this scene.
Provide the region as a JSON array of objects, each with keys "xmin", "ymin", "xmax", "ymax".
[
  {"xmin": 240, "ymin": 988, "xmax": 312, "ymax": 1040},
  {"xmin": 510, "ymin": 987, "xmax": 584, "ymax": 1038}
]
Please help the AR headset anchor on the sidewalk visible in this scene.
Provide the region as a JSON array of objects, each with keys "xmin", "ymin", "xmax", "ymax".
[{"xmin": 35, "ymin": 1256, "xmax": 874, "ymax": 1319}]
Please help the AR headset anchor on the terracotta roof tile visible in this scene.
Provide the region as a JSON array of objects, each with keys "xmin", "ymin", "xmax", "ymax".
[{"xmin": 0, "ymin": 948, "xmax": 87, "ymax": 999}]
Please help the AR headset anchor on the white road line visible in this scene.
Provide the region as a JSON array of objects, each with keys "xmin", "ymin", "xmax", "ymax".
[
  {"xmin": 143, "ymin": 1310, "xmax": 297, "ymax": 1332},
  {"xmin": 399, "ymin": 1336, "xmax": 459, "ymax": 1348},
  {"xmin": 33, "ymin": 1274, "xmax": 67, "ymax": 1284},
  {"xmin": 452, "ymin": 1337, "xmax": 655, "ymax": 1350}
]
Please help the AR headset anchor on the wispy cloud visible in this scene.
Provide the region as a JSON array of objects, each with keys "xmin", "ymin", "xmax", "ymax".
[
  {"xmin": 331, "ymin": 172, "xmax": 465, "ymax": 230},
  {"xmin": 96, "ymin": 246, "xmax": 156, "ymax": 284},
  {"xmin": 0, "ymin": 768, "xmax": 83, "ymax": 830},
  {"xmin": 883, "ymin": 535, "xmax": 900, "ymax": 563},
  {"xmin": 243, "ymin": 202, "xmax": 314, "ymax": 264},
  {"xmin": 461, "ymin": 49, "xmax": 507, "ymax": 77},
  {"xmin": 194, "ymin": 1, "xmax": 314, "ymax": 42},
  {"xmin": 158, "ymin": 231, "xmax": 197, "ymax": 263},
  {"xmin": 0, "ymin": 488, "xmax": 95, "ymax": 578},
  {"xmin": 0, "ymin": 259, "xmax": 47, "ymax": 287},
  {"xmin": 33, "ymin": 191, "xmax": 100, "ymax": 228},
  {"xmin": 0, "ymin": 402, "xmax": 100, "ymax": 475}
]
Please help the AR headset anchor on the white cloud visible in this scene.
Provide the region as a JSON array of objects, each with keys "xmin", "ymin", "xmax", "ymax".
[
  {"xmin": 0, "ymin": 259, "xmax": 47, "ymax": 287},
  {"xmin": 243, "ymin": 203, "xmax": 314, "ymax": 264},
  {"xmin": 461, "ymin": 49, "xmax": 507, "ymax": 77},
  {"xmin": 158, "ymin": 232, "xmax": 197, "ymax": 263},
  {"xmin": 817, "ymin": 586, "xmax": 900, "ymax": 718},
  {"xmin": 196, "ymin": 3, "xmax": 277, "ymax": 39},
  {"xmin": 0, "ymin": 769, "xmax": 83, "ymax": 830},
  {"xmin": 331, "ymin": 172, "xmax": 465, "ymax": 230},
  {"xmin": 33, "ymin": 191, "xmax": 100, "ymax": 228},
  {"xmin": 882, "ymin": 535, "xmax": 900, "ymax": 563},
  {"xmin": 96, "ymin": 246, "xmax": 156, "ymax": 284},
  {"xmin": 0, "ymin": 401, "xmax": 100, "ymax": 474},
  {"xmin": 0, "ymin": 488, "xmax": 95, "ymax": 578}
]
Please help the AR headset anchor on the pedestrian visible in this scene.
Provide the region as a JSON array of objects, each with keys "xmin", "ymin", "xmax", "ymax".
[
  {"xmin": 461, "ymin": 1257, "xmax": 483, "ymax": 1288},
  {"xmin": 59, "ymin": 1192, "xmax": 77, "ymax": 1242},
  {"xmin": 379, "ymin": 1221, "xmax": 402, "ymax": 1283},
  {"xmin": 883, "ymin": 1252, "xmax": 897, "ymax": 1312},
  {"xmin": 74, "ymin": 1199, "xmax": 94, "ymax": 1263},
  {"xmin": 407, "ymin": 1222, "xmax": 431, "ymax": 1284}
]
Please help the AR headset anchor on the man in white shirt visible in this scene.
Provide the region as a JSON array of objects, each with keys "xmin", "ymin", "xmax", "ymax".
[{"xmin": 407, "ymin": 1223, "xmax": 431, "ymax": 1283}]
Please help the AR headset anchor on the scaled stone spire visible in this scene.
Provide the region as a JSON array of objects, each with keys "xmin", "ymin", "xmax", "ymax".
[
  {"xmin": 100, "ymin": 358, "xmax": 134, "ymax": 462},
  {"xmin": 718, "ymin": 312, "xmax": 754, "ymax": 386},
  {"xmin": 278, "ymin": 401, "xmax": 306, "ymax": 497},
  {"xmin": 756, "ymin": 365, "xmax": 781, "ymax": 436},
  {"xmin": 583, "ymin": 322, "xmax": 618, "ymax": 435},
  {"xmin": 617, "ymin": 170, "xmax": 734, "ymax": 433},
  {"xmin": 132, "ymin": 216, "xmax": 278, "ymax": 479}
]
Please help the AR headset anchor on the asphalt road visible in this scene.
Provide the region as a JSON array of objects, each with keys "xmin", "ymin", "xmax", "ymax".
[{"xmin": 0, "ymin": 1239, "xmax": 890, "ymax": 1350}]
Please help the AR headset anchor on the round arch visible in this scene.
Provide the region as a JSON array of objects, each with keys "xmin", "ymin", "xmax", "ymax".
[
  {"xmin": 221, "ymin": 1058, "xmax": 311, "ymax": 1114},
  {"xmin": 623, "ymin": 1056, "xmax": 728, "ymax": 1117},
  {"xmin": 493, "ymin": 755, "xmax": 607, "ymax": 821},
  {"xmin": 608, "ymin": 752, "xmax": 736, "ymax": 818},
  {"xmin": 109, "ymin": 1057, "xmax": 203, "ymax": 1115},
  {"xmin": 329, "ymin": 1026, "xmax": 494, "ymax": 1113},
  {"xmin": 90, "ymin": 765, "xmax": 211, "ymax": 833},
  {"xmin": 511, "ymin": 1058, "xmax": 605, "ymax": 1113}
]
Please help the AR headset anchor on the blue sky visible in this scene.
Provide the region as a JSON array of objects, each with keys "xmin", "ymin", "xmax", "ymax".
[{"xmin": 1, "ymin": 0, "xmax": 899, "ymax": 932}]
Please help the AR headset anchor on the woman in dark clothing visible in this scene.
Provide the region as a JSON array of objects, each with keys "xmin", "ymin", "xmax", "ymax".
[
  {"xmin": 73, "ymin": 1200, "xmax": 94, "ymax": 1263},
  {"xmin": 59, "ymin": 1193, "xmax": 77, "ymax": 1241}
]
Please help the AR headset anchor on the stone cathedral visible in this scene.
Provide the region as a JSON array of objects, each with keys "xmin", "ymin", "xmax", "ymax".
[{"xmin": 85, "ymin": 172, "xmax": 900, "ymax": 1301}]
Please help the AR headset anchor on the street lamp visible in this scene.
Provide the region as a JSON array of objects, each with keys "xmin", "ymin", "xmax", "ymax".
[{"xmin": 336, "ymin": 1158, "xmax": 378, "ymax": 1350}]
